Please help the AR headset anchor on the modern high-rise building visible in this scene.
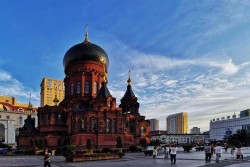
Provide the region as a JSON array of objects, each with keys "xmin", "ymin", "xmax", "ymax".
[
  {"xmin": 40, "ymin": 78, "xmax": 65, "ymax": 107},
  {"xmin": 166, "ymin": 112, "xmax": 188, "ymax": 134},
  {"xmin": 150, "ymin": 119, "xmax": 159, "ymax": 131},
  {"xmin": 190, "ymin": 127, "xmax": 200, "ymax": 134}
]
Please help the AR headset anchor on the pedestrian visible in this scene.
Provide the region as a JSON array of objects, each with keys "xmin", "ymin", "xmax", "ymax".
[
  {"xmin": 170, "ymin": 144, "xmax": 178, "ymax": 164},
  {"xmin": 164, "ymin": 145, "xmax": 169, "ymax": 159},
  {"xmin": 204, "ymin": 143, "xmax": 211, "ymax": 162},
  {"xmin": 214, "ymin": 143, "xmax": 223, "ymax": 162},
  {"xmin": 224, "ymin": 143, "xmax": 228, "ymax": 152},
  {"xmin": 44, "ymin": 150, "xmax": 52, "ymax": 167},
  {"xmin": 152, "ymin": 146, "xmax": 157, "ymax": 159},
  {"xmin": 235, "ymin": 145, "xmax": 243, "ymax": 160},
  {"xmin": 231, "ymin": 146, "xmax": 235, "ymax": 156},
  {"xmin": 210, "ymin": 143, "xmax": 214, "ymax": 157}
]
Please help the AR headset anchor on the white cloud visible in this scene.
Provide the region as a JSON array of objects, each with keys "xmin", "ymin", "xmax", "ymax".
[{"xmin": 0, "ymin": 71, "xmax": 40, "ymax": 106}]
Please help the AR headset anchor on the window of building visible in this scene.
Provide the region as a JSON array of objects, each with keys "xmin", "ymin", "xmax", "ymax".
[
  {"xmin": 57, "ymin": 114, "xmax": 62, "ymax": 125},
  {"xmin": 58, "ymin": 82, "xmax": 61, "ymax": 90},
  {"xmin": 54, "ymin": 81, "xmax": 57, "ymax": 89},
  {"xmin": 112, "ymin": 120, "xmax": 116, "ymax": 133},
  {"xmin": 93, "ymin": 82, "xmax": 98, "ymax": 94},
  {"xmin": 45, "ymin": 114, "xmax": 49, "ymax": 125},
  {"xmin": 91, "ymin": 118, "xmax": 97, "ymax": 131},
  {"xmin": 19, "ymin": 116, "xmax": 23, "ymax": 125},
  {"xmin": 70, "ymin": 83, "xmax": 74, "ymax": 95},
  {"xmin": 0, "ymin": 124, "xmax": 5, "ymax": 142},
  {"xmin": 81, "ymin": 119, "xmax": 85, "ymax": 129},
  {"xmin": 47, "ymin": 79, "xmax": 52, "ymax": 88},
  {"xmin": 85, "ymin": 82, "xmax": 90, "ymax": 94},
  {"xmin": 6, "ymin": 116, "xmax": 10, "ymax": 119},
  {"xmin": 106, "ymin": 119, "xmax": 111, "ymax": 133},
  {"xmin": 76, "ymin": 81, "xmax": 81, "ymax": 94}
]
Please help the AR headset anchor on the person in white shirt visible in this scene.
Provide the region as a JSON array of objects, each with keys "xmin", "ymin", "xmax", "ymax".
[
  {"xmin": 170, "ymin": 144, "xmax": 178, "ymax": 164},
  {"xmin": 214, "ymin": 143, "xmax": 223, "ymax": 162},
  {"xmin": 164, "ymin": 145, "xmax": 169, "ymax": 159}
]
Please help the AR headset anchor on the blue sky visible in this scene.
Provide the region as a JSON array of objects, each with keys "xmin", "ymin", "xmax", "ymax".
[{"xmin": 1, "ymin": 0, "xmax": 250, "ymax": 131}]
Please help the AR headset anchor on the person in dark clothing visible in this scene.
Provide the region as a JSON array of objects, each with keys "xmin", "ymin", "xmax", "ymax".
[
  {"xmin": 44, "ymin": 150, "xmax": 52, "ymax": 167},
  {"xmin": 204, "ymin": 144, "xmax": 212, "ymax": 162}
]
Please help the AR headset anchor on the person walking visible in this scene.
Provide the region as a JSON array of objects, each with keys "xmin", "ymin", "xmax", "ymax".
[
  {"xmin": 235, "ymin": 145, "xmax": 243, "ymax": 160},
  {"xmin": 164, "ymin": 145, "xmax": 169, "ymax": 159},
  {"xmin": 231, "ymin": 146, "xmax": 235, "ymax": 156},
  {"xmin": 170, "ymin": 144, "xmax": 178, "ymax": 164},
  {"xmin": 214, "ymin": 143, "xmax": 223, "ymax": 162},
  {"xmin": 204, "ymin": 144, "xmax": 212, "ymax": 162},
  {"xmin": 152, "ymin": 146, "xmax": 158, "ymax": 159},
  {"xmin": 44, "ymin": 150, "xmax": 52, "ymax": 167},
  {"xmin": 210, "ymin": 143, "xmax": 214, "ymax": 157}
]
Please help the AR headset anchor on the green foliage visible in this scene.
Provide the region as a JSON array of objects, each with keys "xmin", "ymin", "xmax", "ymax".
[
  {"xmin": 116, "ymin": 136, "xmax": 123, "ymax": 148},
  {"xmin": 86, "ymin": 139, "xmax": 92, "ymax": 150},
  {"xmin": 183, "ymin": 144, "xmax": 193, "ymax": 152},
  {"xmin": 62, "ymin": 145, "xmax": 77, "ymax": 160},
  {"xmin": 227, "ymin": 129, "xmax": 250, "ymax": 146}
]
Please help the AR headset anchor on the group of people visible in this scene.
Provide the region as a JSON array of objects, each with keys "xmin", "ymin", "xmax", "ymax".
[
  {"xmin": 153, "ymin": 144, "xmax": 178, "ymax": 164},
  {"xmin": 204, "ymin": 142, "xmax": 244, "ymax": 162},
  {"xmin": 152, "ymin": 142, "xmax": 244, "ymax": 164}
]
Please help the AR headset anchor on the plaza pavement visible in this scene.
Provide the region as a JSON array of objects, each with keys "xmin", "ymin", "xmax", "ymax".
[{"xmin": 0, "ymin": 147, "xmax": 250, "ymax": 167}]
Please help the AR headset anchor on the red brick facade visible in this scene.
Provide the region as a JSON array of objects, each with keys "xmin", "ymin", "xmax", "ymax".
[{"xmin": 18, "ymin": 37, "xmax": 150, "ymax": 151}]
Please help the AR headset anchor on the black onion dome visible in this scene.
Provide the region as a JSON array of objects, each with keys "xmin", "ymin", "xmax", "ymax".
[{"xmin": 63, "ymin": 41, "xmax": 109, "ymax": 70}]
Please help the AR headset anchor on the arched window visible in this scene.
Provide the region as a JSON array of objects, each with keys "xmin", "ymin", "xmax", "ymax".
[
  {"xmin": 70, "ymin": 83, "xmax": 74, "ymax": 95},
  {"xmin": 76, "ymin": 81, "xmax": 81, "ymax": 94},
  {"xmin": 45, "ymin": 114, "xmax": 49, "ymax": 125},
  {"xmin": 57, "ymin": 114, "xmax": 62, "ymax": 125},
  {"xmin": 106, "ymin": 119, "xmax": 111, "ymax": 133},
  {"xmin": 93, "ymin": 82, "xmax": 98, "ymax": 94},
  {"xmin": 112, "ymin": 120, "xmax": 116, "ymax": 133},
  {"xmin": 19, "ymin": 116, "xmax": 23, "ymax": 125},
  {"xmin": 85, "ymin": 82, "xmax": 90, "ymax": 94},
  {"xmin": 81, "ymin": 119, "xmax": 85, "ymax": 129},
  {"xmin": 0, "ymin": 124, "xmax": 5, "ymax": 142},
  {"xmin": 90, "ymin": 118, "xmax": 97, "ymax": 131}
]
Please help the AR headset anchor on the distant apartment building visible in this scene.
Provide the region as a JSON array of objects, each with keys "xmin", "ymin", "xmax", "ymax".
[
  {"xmin": 190, "ymin": 127, "xmax": 200, "ymax": 134},
  {"xmin": 210, "ymin": 111, "xmax": 250, "ymax": 141},
  {"xmin": 40, "ymin": 78, "xmax": 65, "ymax": 107},
  {"xmin": 0, "ymin": 96, "xmax": 34, "ymax": 108},
  {"xmin": 166, "ymin": 112, "xmax": 188, "ymax": 134},
  {"xmin": 150, "ymin": 119, "xmax": 159, "ymax": 131}
]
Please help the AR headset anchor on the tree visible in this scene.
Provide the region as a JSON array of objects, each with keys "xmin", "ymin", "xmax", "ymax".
[
  {"xmin": 227, "ymin": 129, "xmax": 250, "ymax": 146},
  {"xmin": 62, "ymin": 145, "xmax": 76, "ymax": 161},
  {"xmin": 116, "ymin": 136, "xmax": 123, "ymax": 148}
]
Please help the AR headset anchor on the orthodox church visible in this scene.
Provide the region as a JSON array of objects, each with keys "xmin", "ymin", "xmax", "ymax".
[{"xmin": 18, "ymin": 27, "xmax": 150, "ymax": 151}]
